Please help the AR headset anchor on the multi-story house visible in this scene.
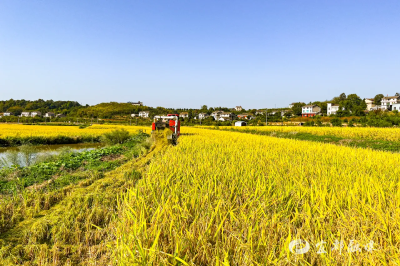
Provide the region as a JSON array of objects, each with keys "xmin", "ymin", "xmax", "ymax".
[
  {"xmin": 301, "ymin": 105, "xmax": 321, "ymax": 117},
  {"xmin": 364, "ymin": 98, "xmax": 375, "ymax": 111},
  {"xmin": 220, "ymin": 112, "xmax": 236, "ymax": 120},
  {"xmin": 391, "ymin": 103, "xmax": 400, "ymax": 111},
  {"xmin": 381, "ymin": 96, "xmax": 400, "ymax": 107},
  {"xmin": 180, "ymin": 112, "xmax": 189, "ymax": 118},
  {"xmin": 235, "ymin": 106, "xmax": 243, "ymax": 111},
  {"xmin": 139, "ymin": 111, "xmax": 150, "ymax": 118},
  {"xmin": 31, "ymin": 111, "xmax": 42, "ymax": 117},
  {"xmin": 211, "ymin": 111, "xmax": 223, "ymax": 120},
  {"xmin": 327, "ymin": 103, "xmax": 341, "ymax": 115},
  {"xmin": 44, "ymin": 112, "xmax": 55, "ymax": 118},
  {"xmin": 21, "ymin": 112, "xmax": 30, "ymax": 117},
  {"xmin": 198, "ymin": 113, "xmax": 209, "ymax": 119}
]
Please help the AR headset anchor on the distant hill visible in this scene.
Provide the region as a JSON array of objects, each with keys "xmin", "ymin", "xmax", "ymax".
[{"xmin": 0, "ymin": 99, "xmax": 82, "ymax": 115}]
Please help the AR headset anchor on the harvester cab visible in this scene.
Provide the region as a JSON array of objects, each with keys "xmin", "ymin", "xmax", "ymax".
[{"xmin": 151, "ymin": 114, "xmax": 180, "ymax": 145}]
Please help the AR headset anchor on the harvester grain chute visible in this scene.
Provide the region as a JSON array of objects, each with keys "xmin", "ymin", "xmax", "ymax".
[{"xmin": 151, "ymin": 114, "xmax": 180, "ymax": 145}]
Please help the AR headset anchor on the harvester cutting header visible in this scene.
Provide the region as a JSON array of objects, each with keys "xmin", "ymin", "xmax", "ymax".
[{"xmin": 151, "ymin": 114, "xmax": 180, "ymax": 145}]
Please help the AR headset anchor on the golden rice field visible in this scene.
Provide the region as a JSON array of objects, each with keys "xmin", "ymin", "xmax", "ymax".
[
  {"xmin": 0, "ymin": 124, "xmax": 151, "ymax": 146},
  {"xmin": 0, "ymin": 124, "xmax": 150, "ymax": 138},
  {"xmin": 214, "ymin": 125, "xmax": 400, "ymax": 142},
  {"xmin": 115, "ymin": 127, "xmax": 400, "ymax": 265}
]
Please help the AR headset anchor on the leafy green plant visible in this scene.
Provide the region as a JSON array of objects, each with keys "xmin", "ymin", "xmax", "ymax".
[
  {"xmin": 78, "ymin": 124, "xmax": 90, "ymax": 129},
  {"xmin": 331, "ymin": 117, "xmax": 343, "ymax": 127},
  {"xmin": 101, "ymin": 128, "xmax": 131, "ymax": 144}
]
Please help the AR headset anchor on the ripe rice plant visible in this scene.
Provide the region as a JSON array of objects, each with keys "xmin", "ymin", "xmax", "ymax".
[
  {"xmin": 0, "ymin": 124, "xmax": 150, "ymax": 146},
  {"xmin": 214, "ymin": 125, "xmax": 400, "ymax": 142},
  {"xmin": 115, "ymin": 127, "xmax": 400, "ymax": 265}
]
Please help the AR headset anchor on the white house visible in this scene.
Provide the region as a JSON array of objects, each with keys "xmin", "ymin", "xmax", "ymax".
[
  {"xmin": 289, "ymin": 103, "xmax": 297, "ymax": 108},
  {"xmin": 364, "ymin": 98, "xmax": 375, "ymax": 111},
  {"xmin": 138, "ymin": 111, "xmax": 150, "ymax": 118},
  {"xmin": 369, "ymin": 105, "xmax": 387, "ymax": 111},
  {"xmin": 301, "ymin": 105, "xmax": 321, "ymax": 117},
  {"xmin": 255, "ymin": 110, "xmax": 265, "ymax": 115},
  {"xmin": 131, "ymin": 114, "xmax": 138, "ymax": 117},
  {"xmin": 198, "ymin": 113, "xmax": 209, "ymax": 119},
  {"xmin": 391, "ymin": 103, "xmax": 400, "ymax": 111},
  {"xmin": 3, "ymin": 112, "xmax": 13, "ymax": 116},
  {"xmin": 235, "ymin": 121, "xmax": 247, "ymax": 126},
  {"xmin": 211, "ymin": 111, "xmax": 223, "ymax": 120},
  {"xmin": 31, "ymin": 111, "xmax": 42, "ymax": 117},
  {"xmin": 381, "ymin": 96, "xmax": 400, "ymax": 107},
  {"xmin": 21, "ymin": 112, "xmax": 30, "ymax": 117},
  {"xmin": 180, "ymin": 112, "xmax": 189, "ymax": 118},
  {"xmin": 327, "ymin": 103, "xmax": 341, "ymax": 115},
  {"xmin": 235, "ymin": 106, "xmax": 243, "ymax": 111},
  {"xmin": 220, "ymin": 112, "xmax": 236, "ymax": 120},
  {"xmin": 44, "ymin": 112, "xmax": 55, "ymax": 118}
]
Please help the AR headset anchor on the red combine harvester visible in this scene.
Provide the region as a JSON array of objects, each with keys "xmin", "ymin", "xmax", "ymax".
[{"xmin": 151, "ymin": 114, "xmax": 180, "ymax": 145}]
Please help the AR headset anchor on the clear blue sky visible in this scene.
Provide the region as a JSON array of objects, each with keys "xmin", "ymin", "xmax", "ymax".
[{"xmin": 1, "ymin": 0, "xmax": 399, "ymax": 109}]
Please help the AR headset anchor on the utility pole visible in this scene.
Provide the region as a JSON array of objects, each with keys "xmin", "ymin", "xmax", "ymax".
[{"xmin": 266, "ymin": 108, "xmax": 268, "ymax": 126}]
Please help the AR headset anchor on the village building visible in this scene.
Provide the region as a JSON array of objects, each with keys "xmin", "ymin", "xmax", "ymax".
[
  {"xmin": 180, "ymin": 112, "xmax": 189, "ymax": 118},
  {"xmin": 31, "ymin": 111, "xmax": 42, "ymax": 117},
  {"xmin": 235, "ymin": 121, "xmax": 247, "ymax": 126},
  {"xmin": 44, "ymin": 112, "xmax": 55, "ymax": 118},
  {"xmin": 301, "ymin": 105, "xmax": 321, "ymax": 117},
  {"xmin": 327, "ymin": 103, "xmax": 341, "ymax": 115},
  {"xmin": 139, "ymin": 111, "xmax": 150, "ymax": 118}
]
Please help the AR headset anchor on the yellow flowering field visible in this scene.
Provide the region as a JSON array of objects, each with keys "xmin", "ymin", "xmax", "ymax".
[
  {"xmin": 115, "ymin": 127, "xmax": 400, "ymax": 265},
  {"xmin": 216, "ymin": 125, "xmax": 400, "ymax": 142}
]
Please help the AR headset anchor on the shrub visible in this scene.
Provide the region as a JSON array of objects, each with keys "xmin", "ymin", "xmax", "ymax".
[
  {"xmin": 331, "ymin": 118, "xmax": 343, "ymax": 127},
  {"xmin": 101, "ymin": 129, "xmax": 131, "ymax": 145}
]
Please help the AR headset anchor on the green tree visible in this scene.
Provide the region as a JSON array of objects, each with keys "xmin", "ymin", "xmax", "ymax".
[
  {"xmin": 341, "ymin": 94, "xmax": 366, "ymax": 115},
  {"xmin": 331, "ymin": 117, "xmax": 343, "ymax": 127},
  {"xmin": 291, "ymin": 102, "xmax": 305, "ymax": 116},
  {"xmin": 374, "ymin": 94, "xmax": 384, "ymax": 105},
  {"xmin": 7, "ymin": 106, "xmax": 23, "ymax": 115}
]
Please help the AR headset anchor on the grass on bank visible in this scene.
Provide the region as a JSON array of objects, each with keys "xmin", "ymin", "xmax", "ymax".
[{"xmin": 0, "ymin": 130, "xmax": 155, "ymax": 265}]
